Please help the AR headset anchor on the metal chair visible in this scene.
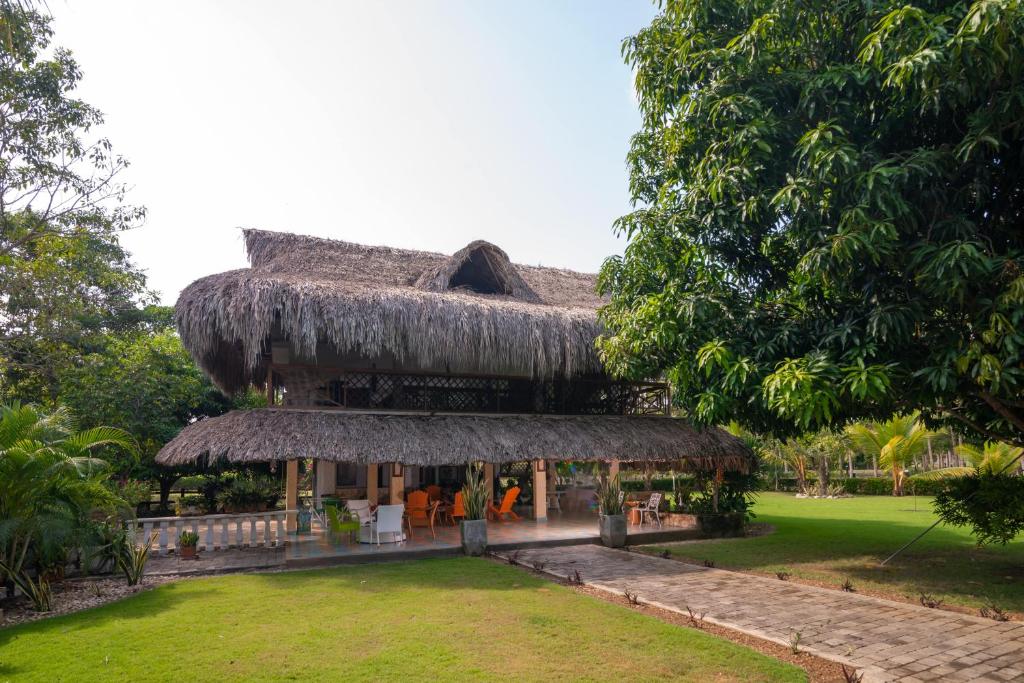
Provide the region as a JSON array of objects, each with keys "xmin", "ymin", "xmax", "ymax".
[{"xmin": 636, "ymin": 492, "xmax": 662, "ymax": 528}]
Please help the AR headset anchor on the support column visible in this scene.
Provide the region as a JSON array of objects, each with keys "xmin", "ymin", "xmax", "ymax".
[
  {"xmin": 285, "ymin": 459, "xmax": 298, "ymax": 532},
  {"xmin": 366, "ymin": 463, "xmax": 378, "ymax": 505},
  {"xmin": 389, "ymin": 463, "xmax": 405, "ymax": 504},
  {"xmin": 532, "ymin": 460, "xmax": 547, "ymax": 521},
  {"xmin": 483, "ymin": 462, "xmax": 495, "ymax": 505}
]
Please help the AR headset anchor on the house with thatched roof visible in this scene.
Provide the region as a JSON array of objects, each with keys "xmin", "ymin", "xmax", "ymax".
[{"xmin": 157, "ymin": 229, "xmax": 751, "ymax": 522}]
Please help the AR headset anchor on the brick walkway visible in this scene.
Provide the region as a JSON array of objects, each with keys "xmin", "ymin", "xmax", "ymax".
[{"xmin": 509, "ymin": 545, "xmax": 1024, "ymax": 682}]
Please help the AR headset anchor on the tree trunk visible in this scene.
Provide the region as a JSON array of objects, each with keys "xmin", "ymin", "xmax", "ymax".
[
  {"xmin": 872, "ymin": 456, "xmax": 878, "ymax": 477},
  {"xmin": 817, "ymin": 457, "xmax": 830, "ymax": 496},
  {"xmin": 158, "ymin": 476, "xmax": 175, "ymax": 511}
]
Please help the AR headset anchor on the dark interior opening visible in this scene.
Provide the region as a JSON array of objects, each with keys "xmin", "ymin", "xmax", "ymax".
[{"xmin": 448, "ymin": 249, "xmax": 507, "ymax": 294}]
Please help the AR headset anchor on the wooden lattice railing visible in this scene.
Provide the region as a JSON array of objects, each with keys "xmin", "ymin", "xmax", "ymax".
[{"xmin": 271, "ymin": 364, "xmax": 669, "ymax": 416}]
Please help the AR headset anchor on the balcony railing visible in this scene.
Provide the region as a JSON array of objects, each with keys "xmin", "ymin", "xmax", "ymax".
[{"xmin": 272, "ymin": 365, "xmax": 669, "ymax": 416}]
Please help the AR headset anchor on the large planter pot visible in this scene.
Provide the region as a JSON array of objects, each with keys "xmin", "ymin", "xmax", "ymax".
[
  {"xmin": 460, "ymin": 519, "xmax": 488, "ymax": 556},
  {"xmin": 179, "ymin": 544, "xmax": 197, "ymax": 560},
  {"xmin": 599, "ymin": 514, "xmax": 627, "ymax": 548},
  {"xmin": 697, "ymin": 512, "xmax": 745, "ymax": 537}
]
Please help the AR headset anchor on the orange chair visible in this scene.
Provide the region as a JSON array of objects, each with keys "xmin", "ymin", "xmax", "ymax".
[
  {"xmin": 449, "ymin": 491, "xmax": 466, "ymax": 525},
  {"xmin": 406, "ymin": 490, "xmax": 440, "ymax": 539},
  {"xmin": 488, "ymin": 487, "xmax": 522, "ymax": 522},
  {"xmin": 426, "ymin": 484, "xmax": 442, "ymax": 502}
]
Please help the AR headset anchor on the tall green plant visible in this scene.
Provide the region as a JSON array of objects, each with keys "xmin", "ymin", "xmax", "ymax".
[
  {"xmin": 0, "ymin": 403, "xmax": 135, "ymax": 608},
  {"xmin": 461, "ymin": 463, "xmax": 489, "ymax": 521},
  {"xmin": 846, "ymin": 413, "xmax": 930, "ymax": 496},
  {"xmin": 597, "ymin": 476, "xmax": 623, "ymax": 515}
]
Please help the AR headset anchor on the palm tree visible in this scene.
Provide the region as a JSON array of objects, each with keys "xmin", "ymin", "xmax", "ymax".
[
  {"xmin": 0, "ymin": 403, "xmax": 135, "ymax": 608},
  {"xmin": 917, "ymin": 441, "xmax": 1024, "ymax": 479},
  {"xmin": 846, "ymin": 413, "xmax": 930, "ymax": 496}
]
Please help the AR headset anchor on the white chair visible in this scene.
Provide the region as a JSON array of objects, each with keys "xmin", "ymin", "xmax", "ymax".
[
  {"xmin": 636, "ymin": 492, "xmax": 662, "ymax": 528},
  {"xmin": 346, "ymin": 499, "xmax": 373, "ymax": 527},
  {"xmin": 371, "ymin": 504, "xmax": 405, "ymax": 546}
]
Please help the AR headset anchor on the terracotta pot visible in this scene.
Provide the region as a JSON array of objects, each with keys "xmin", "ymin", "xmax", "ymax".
[{"xmin": 179, "ymin": 544, "xmax": 197, "ymax": 560}]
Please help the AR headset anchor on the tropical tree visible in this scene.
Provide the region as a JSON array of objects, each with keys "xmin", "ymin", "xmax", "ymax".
[
  {"xmin": 0, "ymin": 403, "xmax": 134, "ymax": 609},
  {"xmin": 920, "ymin": 441, "xmax": 1024, "ymax": 479},
  {"xmin": 599, "ymin": 0, "xmax": 1024, "ymax": 448},
  {"xmin": 762, "ymin": 429, "xmax": 848, "ymax": 495},
  {"xmin": 0, "ymin": 5, "xmax": 150, "ymax": 404},
  {"xmin": 58, "ymin": 328, "xmax": 261, "ymax": 510},
  {"xmin": 846, "ymin": 414, "xmax": 930, "ymax": 495}
]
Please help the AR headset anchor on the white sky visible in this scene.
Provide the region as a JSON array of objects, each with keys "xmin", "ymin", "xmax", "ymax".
[{"xmin": 52, "ymin": 1, "xmax": 657, "ymax": 303}]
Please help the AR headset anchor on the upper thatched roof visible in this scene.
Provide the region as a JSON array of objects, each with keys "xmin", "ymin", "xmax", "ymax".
[
  {"xmin": 155, "ymin": 409, "xmax": 754, "ymax": 471},
  {"xmin": 178, "ymin": 229, "xmax": 608, "ymax": 393}
]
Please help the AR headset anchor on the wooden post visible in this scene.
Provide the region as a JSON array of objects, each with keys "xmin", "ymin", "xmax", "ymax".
[
  {"xmin": 285, "ymin": 459, "xmax": 298, "ymax": 532},
  {"xmin": 367, "ymin": 463, "xmax": 378, "ymax": 505},
  {"xmin": 389, "ymin": 463, "xmax": 404, "ymax": 504},
  {"xmin": 532, "ymin": 460, "xmax": 547, "ymax": 521},
  {"xmin": 483, "ymin": 463, "xmax": 495, "ymax": 505},
  {"xmin": 609, "ymin": 460, "xmax": 620, "ymax": 481}
]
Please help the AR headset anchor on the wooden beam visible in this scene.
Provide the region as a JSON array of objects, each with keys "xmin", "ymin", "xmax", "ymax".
[
  {"xmin": 367, "ymin": 463, "xmax": 378, "ymax": 505},
  {"xmin": 532, "ymin": 460, "xmax": 547, "ymax": 521},
  {"xmin": 389, "ymin": 463, "xmax": 405, "ymax": 504},
  {"xmin": 285, "ymin": 459, "xmax": 298, "ymax": 532}
]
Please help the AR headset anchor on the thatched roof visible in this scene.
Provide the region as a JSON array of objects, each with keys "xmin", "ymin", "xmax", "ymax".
[
  {"xmin": 155, "ymin": 409, "xmax": 754, "ymax": 471},
  {"xmin": 177, "ymin": 229, "xmax": 609, "ymax": 393}
]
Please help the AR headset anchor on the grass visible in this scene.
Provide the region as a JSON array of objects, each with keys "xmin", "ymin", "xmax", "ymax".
[
  {"xmin": 645, "ymin": 492, "xmax": 1024, "ymax": 613},
  {"xmin": 0, "ymin": 558, "xmax": 805, "ymax": 682}
]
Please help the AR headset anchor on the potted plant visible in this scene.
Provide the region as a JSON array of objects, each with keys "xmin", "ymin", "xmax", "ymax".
[
  {"xmin": 178, "ymin": 530, "xmax": 199, "ymax": 559},
  {"xmin": 460, "ymin": 463, "xmax": 489, "ymax": 556},
  {"xmin": 597, "ymin": 475, "xmax": 627, "ymax": 548}
]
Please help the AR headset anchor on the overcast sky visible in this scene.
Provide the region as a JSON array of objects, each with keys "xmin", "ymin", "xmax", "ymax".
[{"xmin": 52, "ymin": 1, "xmax": 657, "ymax": 303}]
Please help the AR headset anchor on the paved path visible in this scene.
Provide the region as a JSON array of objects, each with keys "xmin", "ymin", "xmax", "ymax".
[{"xmin": 510, "ymin": 545, "xmax": 1024, "ymax": 682}]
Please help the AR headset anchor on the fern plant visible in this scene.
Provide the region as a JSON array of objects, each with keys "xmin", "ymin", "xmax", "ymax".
[{"xmin": 461, "ymin": 463, "xmax": 489, "ymax": 521}]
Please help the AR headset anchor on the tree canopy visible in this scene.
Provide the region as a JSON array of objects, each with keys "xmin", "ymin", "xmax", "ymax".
[
  {"xmin": 599, "ymin": 0, "xmax": 1024, "ymax": 446},
  {"xmin": 0, "ymin": 6, "xmax": 150, "ymax": 403}
]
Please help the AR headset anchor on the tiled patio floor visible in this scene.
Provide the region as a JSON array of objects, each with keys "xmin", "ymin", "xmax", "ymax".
[
  {"xmin": 285, "ymin": 512, "xmax": 697, "ymax": 566},
  {"xmin": 147, "ymin": 513, "xmax": 700, "ymax": 573}
]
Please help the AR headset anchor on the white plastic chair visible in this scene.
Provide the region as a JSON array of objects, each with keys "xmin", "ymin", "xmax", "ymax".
[
  {"xmin": 372, "ymin": 504, "xmax": 405, "ymax": 546},
  {"xmin": 346, "ymin": 499, "xmax": 373, "ymax": 527},
  {"xmin": 636, "ymin": 492, "xmax": 662, "ymax": 528}
]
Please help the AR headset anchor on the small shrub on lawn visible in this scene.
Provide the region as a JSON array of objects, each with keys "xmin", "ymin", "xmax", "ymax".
[{"xmin": 980, "ymin": 600, "xmax": 1010, "ymax": 622}]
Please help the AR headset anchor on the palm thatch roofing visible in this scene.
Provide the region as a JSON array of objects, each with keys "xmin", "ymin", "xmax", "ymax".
[
  {"xmin": 155, "ymin": 409, "xmax": 754, "ymax": 471},
  {"xmin": 178, "ymin": 229, "xmax": 608, "ymax": 393}
]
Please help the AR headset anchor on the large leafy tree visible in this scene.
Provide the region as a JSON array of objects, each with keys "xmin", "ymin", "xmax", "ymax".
[
  {"xmin": 58, "ymin": 329, "xmax": 263, "ymax": 508},
  {"xmin": 599, "ymin": 0, "xmax": 1024, "ymax": 446},
  {"xmin": 0, "ymin": 4, "xmax": 148, "ymax": 402}
]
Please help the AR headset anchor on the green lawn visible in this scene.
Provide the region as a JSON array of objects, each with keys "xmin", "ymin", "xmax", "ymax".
[
  {"xmin": 646, "ymin": 492, "xmax": 1024, "ymax": 613},
  {"xmin": 0, "ymin": 558, "xmax": 804, "ymax": 683}
]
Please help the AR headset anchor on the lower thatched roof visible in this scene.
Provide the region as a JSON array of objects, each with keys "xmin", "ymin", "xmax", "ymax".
[{"xmin": 156, "ymin": 409, "xmax": 753, "ymax": 471}]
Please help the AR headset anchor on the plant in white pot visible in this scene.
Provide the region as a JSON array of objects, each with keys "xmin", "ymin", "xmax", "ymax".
[
  {"xmin": 460, "ymin": 463, "xmax": 489, "ymax": 556},
  {"xmin": 598, "ymin": 476, "xmax": 627, "ymax": 548}
]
